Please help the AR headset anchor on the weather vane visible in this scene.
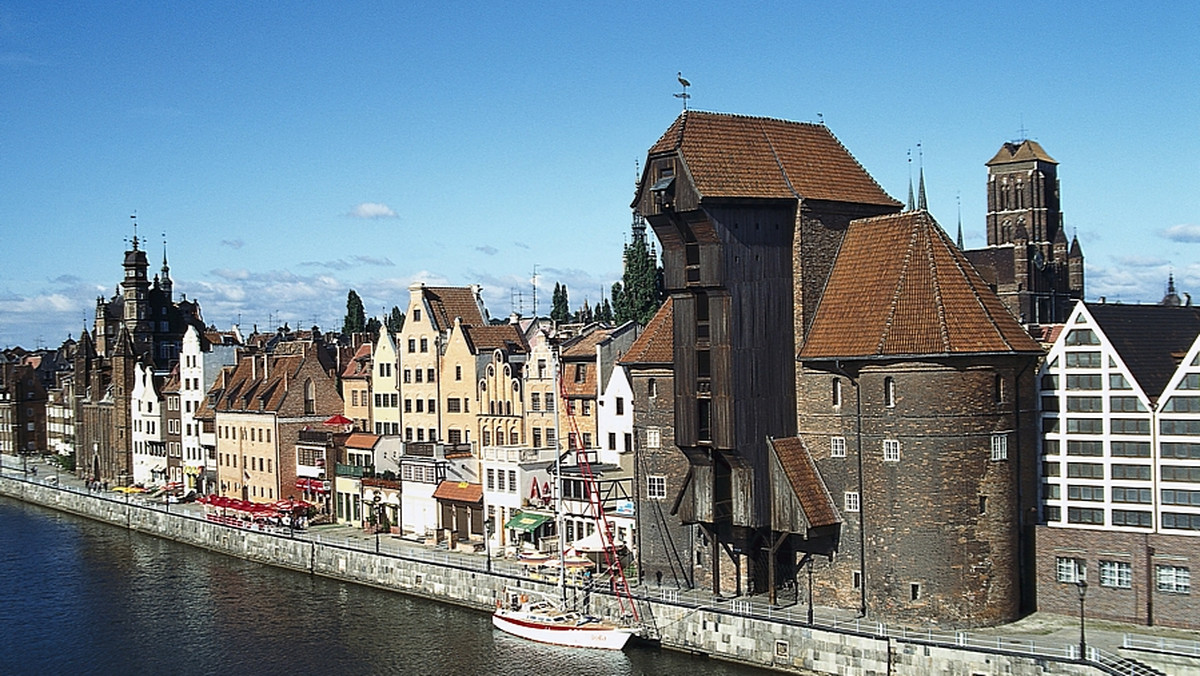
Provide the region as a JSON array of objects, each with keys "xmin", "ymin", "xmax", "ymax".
[{"xmin": 674, "ymin": 72, "xmax": 691, "ymax": 111}]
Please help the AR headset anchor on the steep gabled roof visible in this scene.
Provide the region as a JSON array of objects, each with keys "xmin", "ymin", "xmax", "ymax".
[
  {"xmin": 986, "ymin": 139, "xmax": 1057, "ymax": 166},
  {"xmin": 1086, "ymin": 303, "xmax": 1200, "ymax": 400},
  {"xmin": 340, "ymin": 343, "xmax": 373, "ymax": 379},
  {"xmin": 646, "ymin": 111, "xmax": 898, "ymax": 206},
  {"xmin": 800, "ymin": 211, "xmax": 1043, "ymax": 360},
  {"xmin": 620, "ymin": 298, "xmax": 674, "ymax": 366},
  {"xmin": 424, "ymin": 286, "xmax": 486, "ymax": 331}
]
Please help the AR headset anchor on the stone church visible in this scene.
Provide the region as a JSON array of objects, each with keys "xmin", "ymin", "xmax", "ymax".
[{"xmin": 75, "ymin": 230, "xmax": 205, "ymax": 484}]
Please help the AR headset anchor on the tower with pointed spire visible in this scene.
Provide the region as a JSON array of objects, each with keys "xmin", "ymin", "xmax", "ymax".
[{"xmin": 962, "ymin": 139, "xmax": 1084, "ymax": 324}]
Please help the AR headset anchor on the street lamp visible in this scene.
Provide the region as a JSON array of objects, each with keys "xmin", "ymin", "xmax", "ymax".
[
  {"xmin": 373, "ymin": 494, "xmax": 382, "ymax": 554},
  {"xmin": 484, "ymin": 516, "xmax": 494, "ymax": 573},
  {"xmin": 1076, "ymin": 578, "xmax": 1088, "ymax": 661},
  {"xmin": 807, "ymin": 558, "xmax": 815, "ymax": 625}
]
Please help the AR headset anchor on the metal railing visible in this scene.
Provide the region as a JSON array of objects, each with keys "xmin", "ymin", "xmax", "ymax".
[{"xmin": 1122, "ymin": 633, "xmax": 1200, "ymax": 657}]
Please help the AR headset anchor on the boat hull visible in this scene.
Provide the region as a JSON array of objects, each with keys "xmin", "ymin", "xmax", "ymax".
[{"xmin": 492, "ymin": 610, "xmax": 633, "ymax": 650}]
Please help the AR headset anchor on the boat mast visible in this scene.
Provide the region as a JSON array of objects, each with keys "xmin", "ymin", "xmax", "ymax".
[{"xmin": 551, "ymin": 339, "xmax": 566, "ymax": 604}]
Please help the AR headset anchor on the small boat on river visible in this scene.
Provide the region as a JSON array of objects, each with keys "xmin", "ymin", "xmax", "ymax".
[{"xmin": 492, "ymin": 588, "xmax": 634, "ymax": 650}]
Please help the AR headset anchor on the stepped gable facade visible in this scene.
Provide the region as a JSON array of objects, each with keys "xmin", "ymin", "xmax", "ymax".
[
  {"xmin": 963, "ymin": 140, "xmax": 1084, "ymax": 325},
  {"xmin": 634, "ymin": 110, "xmax": 901, "ymax": 598},
  {"xmin": 798, "ymin": 209, "xmax": 1043, "ymax": 626}
]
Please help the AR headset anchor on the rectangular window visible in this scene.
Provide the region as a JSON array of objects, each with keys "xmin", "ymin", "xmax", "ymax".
[
  {"xmin": 1162, "ymin": 488, "xmax": 1200, "ymax": 506},
  {"xmin": 830, "ymin": 436, "xmax": 847, "ymax": 458},
  {"xmin": 1043, "ymin": 461, "xmax": 1061, "ymax": 477},
  {"xmin": 1111, "ymin": 396, "xmax": 1147, "ymax": 412},
  {"xmin": 616, "ymin": 397, "xmax": 624, "ymax": 415},
  {"xmin": 426, "ymin": 368, "xmax": 435, "ymax": 382},
  {"xmin": 582, "ymin": 400, "xmax": 592, "ymax": 416},
  {"xmin": 415, "ymin": 399, "xmax": 423, "ymax": 413},
  {"xmin": 608, "ymin": 432, "xmax": 616, "ymax": 450},
  {"xmin": 427, "ymin": 398, "xmax": 435, "ymax": 413},
  {"xmin": 883, "ymin": 439, "xmax": 900, "ymax": 462},
  {"xmin": 574, "ymin": 364, "xmax": 587, "ymax": 383},
  {"xmin": 508, "ymin": 470, "xmax": 516, "ymax": 493},
  {"xmin": 1112, "ymin": 487, "xmax": 1152, "ymax": 503},
  {"xmin": 647, "ymin": 427, "xmax": 661, "ymax": 449},
  {"xmin": 1066, "ymin": 418, "xmax": 1103, "ymax": 434},
  {"xmin": 1111, "ymin": 418, "xmax": 1150, "ymax": 435},
  {"xmin": 496, "ymin": 469, "xmax": 505, "ymax": 492},
  {"xmin": 1162, "ymin": 443, "xmax": 1200, "ymax": 460},
  {"xmin": 530, "ymin": 393, "xmax": 540, "ymax": 411},
  {"xmin": 1066, "ymin": 397, "xmax": 1103, "ymax": 412},
  {"xmin": 1065, "ymin": 352, "xmax": 1102, "ymax": 368},
  {"xmin": 582, "ymin": 432, "xmax": 592, "ymax": 449},
  {"xmin": 407, "ymin": 339, "xmax": 416, "ymax": 353},
  {"xmin": 652, "ymin": 477, "xmax": 677, "ymax": 500},
  {"xmin": 1112, "ymin": 510, "xmax": 1152, "ymax": 527},
  {"xmin": 532, "ymin": 428, "xmax": 542, "ymax": 447},
  {"xmin": 1100, "ymin": 561, "xmax": 1132, "ymax": 589},
  {"xmin": 1163, "ymin": 396, "xmax": 1200, "ymax": 412},
  {"xmin": 545, "ymin": 428, "xmax": 556, "ymax": 448},
  {"xmin": 446, "ymin": 398, "xmax": 461, "ymax": 413},
  {"xmin": 1111, "ymin": 464, "xmax": 1151, "ymax": 481},
  {"xmin": 844, "ymin": 491, "xmax": 860, "ymax": 513},
  {"xmin": 1157, "ymin": 565, "xmax": 1191, "ymax": 594},
  {"xmin": 1067, "ymin": 462, "xmax": 1104, "ymax": 479},
  {"xmin": 1162, "ymin": 420, "xmax": 1200, "ymax": 436},
  {"xmin": 1043, "ymin": 438, "xmax": 1060, "ymax": 455},
  {"xmin": 1066, "ymin": 440, "xmax": 1103, "ymax": 456},
  {"xmin": 990, "ymin": 434, "xmax": 1008, "ymax": 461},
  {"xmin": 1111, "ymin": 441, "xmax": 1151, "ymax": 457},
  {"xmin": 1067, "ymin": 507, "xmax": 1105, "ymax": 524},
  {"xmin": 1163, "ymin": 512, "xmax": 1200, "ymax": 531},
  {"xmin": 1065, "ymin": 374, "xmax": 1102, "ymax": 390},
  {"xmin": 1067, "ymin": 484, "xmax": 1104, "ymax": 501},
  {"xmin": 403, "ymin": 369, "xmax": 411, "ymax": 383},
  {"xmin": 420, "ymin": 338, "xmax": 428, "ymax": 352},
  {"xmin": 545, "ymin": 395, "xmax": 555, "ymax": 413},
  {"xmin": 414, "ymin": 369, "xmax": 423, "ymax": 383},
  {"xmin": 624, "ymin": 433, "xmax": 632, "ymax": 452}
]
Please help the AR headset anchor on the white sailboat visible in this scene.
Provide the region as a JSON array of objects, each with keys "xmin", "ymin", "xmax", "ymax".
[{"xmin": 492, "ymin": 339, "xmax": 638, "ymax": 650}]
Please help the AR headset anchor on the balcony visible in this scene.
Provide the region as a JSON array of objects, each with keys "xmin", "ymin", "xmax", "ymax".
[{"xmin": 298, "ymin": 429, "xmax": 334, "ymax": 445}]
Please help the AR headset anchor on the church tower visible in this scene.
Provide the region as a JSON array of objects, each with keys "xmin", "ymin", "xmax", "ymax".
[
  {"xmin": 985, "ymin": 140, "xmax": 1060, "ymax": 247},
  {"xmin": 120, "ymin": 231, "xmax": 153, "ymax": 356}
]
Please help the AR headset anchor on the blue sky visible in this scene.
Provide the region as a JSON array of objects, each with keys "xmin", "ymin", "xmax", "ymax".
[{"xmin": 2, "ymin": 2, "xmax": 1197, "ymax": 348}]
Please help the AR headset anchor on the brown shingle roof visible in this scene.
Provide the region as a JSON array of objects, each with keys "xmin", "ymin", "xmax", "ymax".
[
  {"xmin": 560, "ymin": 327, "xmax": 609, "ymax": 397},
  {"xmin": 647, "ymin": 111, "xmax": 898, "ymax": 206},
  {"xmin": 620, "ymin": 298, "xmax": 674, "ymax": 366},
  {"xmin": 463, "ymin": 324, "xmax": 529, "ymax": 355},
  {"xmin": 1086, "ymin": 303, "xmax": 1200, "ymax": 400},
  {"xmin": 432, "ymin": 480, "xmax": 483, "ymax": 504},
  {"xmin": 986, "ymin": 139, "xmax": 1057, "ymax": 166},
  {"xmin": 800, "ymin": 211, "xmax": 1043, "ymax": 359},
  {"xmin": 768, "ymin": 437, "xmax": 840, "ymax": 529},
  {"xmin": 340, "ymin": 343, "xmax": 373, "ymax": 378},
  {"xmin": 424, "ymin": 287, "xmax": 486, "ymax": 331}
]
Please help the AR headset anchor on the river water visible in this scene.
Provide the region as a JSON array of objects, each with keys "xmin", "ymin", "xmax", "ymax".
[{"xmin": 0, "ymin": 497, "xmax": 771, "ymax": 676}]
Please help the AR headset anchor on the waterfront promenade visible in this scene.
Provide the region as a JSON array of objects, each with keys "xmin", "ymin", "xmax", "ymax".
[{"xmin": 4, "ymin": 455, "xmax": 1198, "ymax": 675}]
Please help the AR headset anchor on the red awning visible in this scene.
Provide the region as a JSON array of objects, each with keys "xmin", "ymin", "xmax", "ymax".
[
  {"xmin": 323, "ymin": 414, "xmax": 353, "ymax": 426},
  {"xmin": 295, "ymin": 478, "xmax": 330, "ymax": 494}
]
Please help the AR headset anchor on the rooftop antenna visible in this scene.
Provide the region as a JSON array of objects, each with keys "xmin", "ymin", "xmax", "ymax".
[
  {"xmin": 531, "ymin": 265, "xmax": 539, "ymax": 318},
  {"xmin": 817, "ymin": 112, "xmax": 824, "ymax": 125},
  {"xmin": 1017, "ymin": 115, "xmax": 1029, "ymax": 143},
  {"xmin": 674, "ymin": 72, "xmax": 691, "ymax": 111},
  {"xmin": 130, "ymin": 211, "xmax": 139, "ymax": 249}
]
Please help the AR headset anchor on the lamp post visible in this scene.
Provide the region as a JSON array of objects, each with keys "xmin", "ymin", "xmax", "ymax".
[
  {"xmin": 1076, "ymin": 578, "xmax": 1088, "ymax": 661},
  {"xmin": 373, "ymin": 494, "xmax": 382, "ymax": 554},
  {"xmin": 807, "ymin": 558, "xmax": 815, "ymax": 625},
  {"xmin": 484, "ymin": 516, "xmax": 494, "ymax": 573}
]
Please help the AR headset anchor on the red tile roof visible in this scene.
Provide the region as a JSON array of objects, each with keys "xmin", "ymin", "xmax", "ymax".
[
  {"xmin": 424, "ymin": 286, "xmax": 486, "ymax": 330},
  {"xmin": 432, "ymin": 480, "xmax": 483, "ymax": 504},
  {"xmin": 768, "ymin": 437, "xmax": 840, "ymax": 529},
  {"xmin": 620, "ymin": 298, "xmax": 674, "ymax": 366},
  {"xmin": 340, "ymin": 343, "xmax": 373, "ymax": 378},
  {"xmin": 346, "ymin": 433, "xmax": 379, "ymax": 449},
  {"xmin": 647, "ymin": 111, "xmax": 898, "ymax": 206},
  {"xmin": 799, "ymin": 211, "xmax": 1043, "ymax": 359}
]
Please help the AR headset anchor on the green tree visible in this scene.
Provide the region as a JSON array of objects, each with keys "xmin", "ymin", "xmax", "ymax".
[
  {"xmin": 365, "ymin": 316, "xmax": 382, "ymax": 336},
  {"xmin": 596, "ymin": 297, "xmax": 614, "ymax": 324},
  {"xmin": 614, "ymin": 221, "xmax": 663, "ymax": 325},
  {"xmin": 343, "ymin": 289, "xmax": 367, "ymax": 334},
  {"xmin": 551, "ymin": 282, "xmax": 570, "ymax": 322},
  {"xmin": 385, "ymin": 306, "xmax": 405, "ymax": 333}
]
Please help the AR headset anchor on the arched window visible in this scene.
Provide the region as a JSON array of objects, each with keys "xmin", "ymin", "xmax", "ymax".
[{"xmin": 884, "ymin": 376, "xmax": 895, "ymax": 408}]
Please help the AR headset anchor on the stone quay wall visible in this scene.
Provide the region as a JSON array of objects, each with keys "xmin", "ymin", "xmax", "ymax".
[{"xmin": 2, "ymin": 476, "xmax": 1108, "ymax": 675}]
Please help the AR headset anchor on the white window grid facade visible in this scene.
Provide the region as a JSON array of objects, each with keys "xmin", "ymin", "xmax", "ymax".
[
  {"xmin": 830, "ymin": 436, "xmax": 846, "ymax": 458},
  {"xmin": 647, "ymin": 475, "xmax": 666, "ymax": 500},
  {"xmin": 1099, "ymin": 560, "xmax": 1132, "ymax": 589},
  {"xmin": 882, "ymin": 439, "xmax": 900, "ymax": 463},
  {"xmin": 1156, "ymin": 565, "xmax": 1191, "ymax": 594},
  {"xmin": 1039, "ymin": 305, "xmax": 1200, "ymax": 535}
]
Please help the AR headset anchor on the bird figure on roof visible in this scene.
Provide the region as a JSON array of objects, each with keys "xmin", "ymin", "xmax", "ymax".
[{"xmin": 674, "ymin": 72, "xmax": 691, "ymax": 110}]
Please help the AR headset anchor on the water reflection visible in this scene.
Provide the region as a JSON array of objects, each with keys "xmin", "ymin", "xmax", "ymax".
[{"xmin": 0, "ymin": 498, "xmax": 774, "ymax": 676}]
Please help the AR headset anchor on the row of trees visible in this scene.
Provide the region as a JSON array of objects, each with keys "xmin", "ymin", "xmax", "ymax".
[{"xmin": 343, "ymin": 290, "xmax": 405, "ymax": 336}]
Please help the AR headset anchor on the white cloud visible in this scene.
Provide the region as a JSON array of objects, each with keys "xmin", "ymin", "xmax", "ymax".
[
  {"xmin": 1162, "ymin": 224, "xmax": 1200, "ymax": 243},
  {"xmin": 348, "ymin": 202, "xmax": 398, "ymax": 219}
]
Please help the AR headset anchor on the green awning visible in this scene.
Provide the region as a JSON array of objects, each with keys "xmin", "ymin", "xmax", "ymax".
[{"xmin": 505, "ymin": 511, "xmax": 552, "ymax": 532}]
